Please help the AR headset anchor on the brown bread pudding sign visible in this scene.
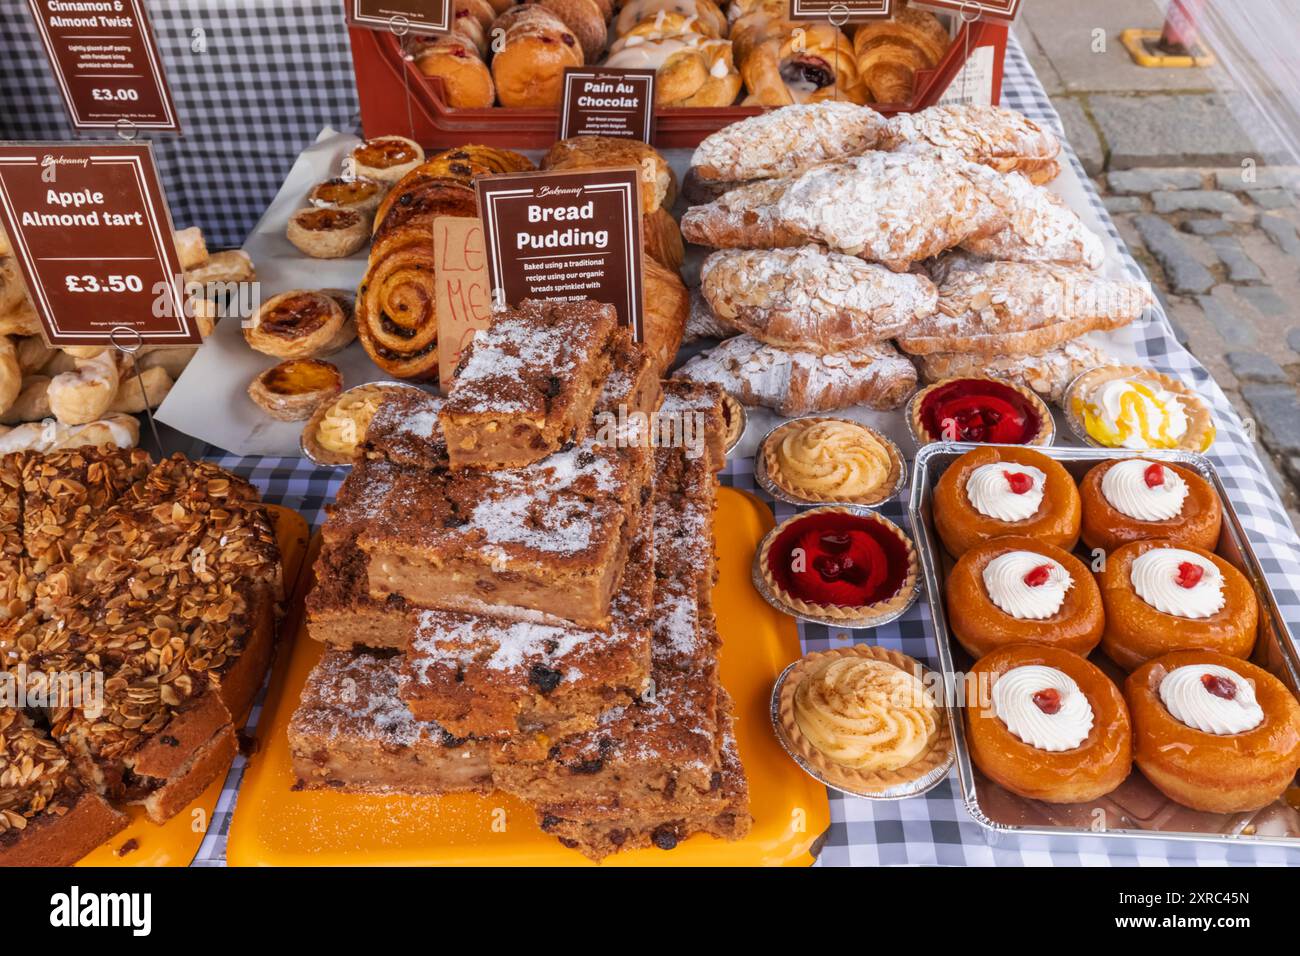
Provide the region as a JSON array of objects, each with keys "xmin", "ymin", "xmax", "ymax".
[
  {"xmin": 475, "ymin": 168, "xmax": 645, "ymax": 340},
  {"xmin": 25, "ymin": 0, "xmax": 180, "ymax": 131},
  {"xmin": 0, "ymin": 142, "xmax": 196, "ymax": 347},
  {"xmin": 347, "ymin": 0, "xmax": 452, "ymax": 34},
  {"xmin": 558, "ymin": 67, "xmax": 657, "ymax": 142}
]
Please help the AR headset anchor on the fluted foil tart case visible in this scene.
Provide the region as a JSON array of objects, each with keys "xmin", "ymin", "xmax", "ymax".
[{"xmin": 909, "ymin": 442, "xmax": 1300, "ymax": 848}]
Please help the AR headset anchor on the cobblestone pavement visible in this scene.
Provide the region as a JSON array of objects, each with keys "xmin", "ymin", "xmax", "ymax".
[{"xmin": 1098, "ymin": 165, "xmax": 1300, "ymax": 528}]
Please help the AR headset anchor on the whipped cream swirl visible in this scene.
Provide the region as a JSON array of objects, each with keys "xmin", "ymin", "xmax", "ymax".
[
  {"xmin": 965, "ymin": 463, "xmax": 1046, "ymax": 522},
  {"xmin": 982, "ymin": 550, "xmax": 1073, "ymax": 619},
  {"xmin": 992, "ymin": 665, "xmax": 1094, "ymax": 752},
  {"xmin": 1159, "ymin": 663, "xmax": 1264, "ymax": 735},
  {"xmin": 1086, "ymin": 378, "xmax": 1189, "ymax": 450},
  {"xmin": 1101, "ymin": 459, "xmax": 1189, "ymax": 521},
  {"xmin": 1130, "ymin": 548, "xmax": 1224, "ymax": 619}
]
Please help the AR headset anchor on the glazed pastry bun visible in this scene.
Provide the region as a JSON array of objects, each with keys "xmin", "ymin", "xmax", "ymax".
[
  {"xmin": 1126, "ymin": 650, "xmax": 1300, "ymax": 813},
  {"xmin": 966, "ymin": 644, "xmax": 1132, "ymax": 804},
  {"xmin": 1099, "ymin": 540, "xmax": 1258, "ymax": 671}
]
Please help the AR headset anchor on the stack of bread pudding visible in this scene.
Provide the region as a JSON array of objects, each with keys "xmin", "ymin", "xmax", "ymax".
[{"xmin": 289, "ymin": 298, "xmax": 751, "ymax": 860}]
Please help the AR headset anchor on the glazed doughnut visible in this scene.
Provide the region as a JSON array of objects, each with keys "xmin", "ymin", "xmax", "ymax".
[
  {"xmin": 1099, "ymin": 540, "xmax": 1258, "ymax": 671},
  {"xmin": 1126, "ymin": 650, "xmax": 1300, "ymax": 813},
  {"xmin": 604, "ymin": 32, "xmax": 742, "ymax": 107},
  {"xmin": 0, "ymin": 259, "xmax": 27, "ymax": 315},
  {"xmin": 535, "ymin": 0, "xmax": 609, "ymax": 61},
  {"xmin": 244, "ymin": 290, "xmax": 356, "ymax": 360},
  {"xmin": 1079, "ymin": 458, "xmax": 1222, "ymax": 554},
  {"xmin": 47, "ymin": 349, "xmax": 119, "ymax": 426},
  {"xmin": 932, "ymin": 445, "xmax": 1081, "ymax": 558},
  {"xmin": 0, "ymin": 375, "xmax": 51, "ymax": 426},
  {"xmin": 0, "ymin": 414, "xmax": 139, "ymax": 454},
  {"xmin": 614, "ymin": 0, "xmax": 728, "ymax": 37},
  {"xmin": 0, "ymin": 337, "xmax": 20, "ymax": 415},
  {"xmin": 965, "ymin": 644, "xmax": 1132, "ymax": 804},
  {"xmin": 947, "ymin": 536, "xmax": 1104, "ymax": 660}
]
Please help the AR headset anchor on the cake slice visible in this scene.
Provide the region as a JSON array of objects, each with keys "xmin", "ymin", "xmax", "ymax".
[
  {"xmin": 361, "ymin": 388, "xmax": 448, "ymax": 471},
  {"xmin": 533, "ymin": 689, "xmax": 752, "ymax": 861},
  {"xmin": 353, "ymin": 440, "xmax": 650, "ymax": 629},
  {"xmin": 657, "ymin": 379, "xmax": 727, "ymax": 474},
  {"xmin": 439, "ymin": 299, "xmax": 619, "ymax": 470},
  {"xmin": 289, "ymin": 648, "xmax": 491, "ymax": 794},
  {"xmin": 398, "ymin": 513, "xmax": 655, "ymax": 741},
  {"xmin": 0, "ymin": 708, "xmax": 128, "ymax": 866}
]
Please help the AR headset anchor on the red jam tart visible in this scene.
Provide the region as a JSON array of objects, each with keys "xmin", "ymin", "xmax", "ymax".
[
  {"xmin": 758, "ymin": 507, "xmax": 919, "ymax": 622},
  {"xmin": 909, "ymin": 376, "xmax": 1053, "ymax": 446}
]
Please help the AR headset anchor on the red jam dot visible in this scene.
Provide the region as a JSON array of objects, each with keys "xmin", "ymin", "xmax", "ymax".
[
  {"xmin": 1003, "ymin": 470, "xmax": 1034, "ymax": 494},
  {"xmin": 1022, "ymin": 564, "xmax": 1053, "ymax": 588},
  {"xmin": 1201, "ymin": 673, "xmax": 1237, "ymax": 700},
  {"xmin": 1032, "ymin": 688, "xmax": 1062, "ymax": 715},
  {"xmin": 1143, "ymin": 463, "xmax": 1166, "ymax": 488},
  {"xmin": 1175, "ymin": 561, "xmax": 1204, "ymax": 589}
]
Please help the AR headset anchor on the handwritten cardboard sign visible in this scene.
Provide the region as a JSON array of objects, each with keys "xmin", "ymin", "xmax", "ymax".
[
  {"xmin": 347, "ymin": 0, "xmax": 452, "ymax": 34},
  {"xmin": 433, "ymin": 215, "xmax": 492, "ymax": 390},
  {"xmin": 476, "ymin": 168, "xmax": 645, "ymax": 340},
  {"xmin": 915, "ymin": 0, "xmax": 1023, "ymax": 21},
  {"xmin": 0, "ymin": 142, "xmax": 195, "ymax": 347},
  {"xmin": 558, "ymin": 68, "xmax": 657, "ymax": 143},
  {"xmin": 788, "ymin": 0, "xmax": 892, "ymax": 21},
  {"xmin": 25, "ymin": 0, "xmax": 180, "ymax": 132}
]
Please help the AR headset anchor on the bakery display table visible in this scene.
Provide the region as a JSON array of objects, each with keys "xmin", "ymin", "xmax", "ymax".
[{"xmin": 165, "ymin": 40, "xmax": 1300, "ymax": 867}]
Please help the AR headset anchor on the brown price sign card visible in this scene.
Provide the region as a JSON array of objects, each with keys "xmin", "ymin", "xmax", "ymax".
[
  {"xmin": 433, "ymin": 215, "xmax": 492, "ymax": 390},
  {"xmin": 915, "ymin": 0, "xmax": 1023, "ymax": 21},
  {"xmin": 558, "ymin": 67, "xmax": 657, "ymax": 142},
  {"xmin": 26, "ymin": 0, "xmax": 180, "ymax": 131},
  {"xmin": 0, "ymin": 142, "xmax": 196, "ymax": 347},
  {"xmin": 475, "ymin": 168, "xmax": 645, "ymax": 340},
  {"xmin": 788, "ymin": 0, "xmax": 892, "ymax": 21},
  {"xmin": 347, "ymin": 0, "xmax": 452, "ymax": 34}
]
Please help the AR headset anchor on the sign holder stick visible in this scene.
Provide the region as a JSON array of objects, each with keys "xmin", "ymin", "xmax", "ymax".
[
  {"xmin": 111, "ymin": 325, "xmax": 165, "ymax": 456},
  {"xmin": 390, "ymin": 16, "xmax": 417, "ymax": 140},
  {"xmin": 829, "ymin": 4, "xmax": 849, "ymax": 101}
]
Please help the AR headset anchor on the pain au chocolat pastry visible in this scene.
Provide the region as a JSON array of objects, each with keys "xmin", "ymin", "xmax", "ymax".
[
  {"xmin": 247, "ymin": 358, "xmax": 343, "ymax": 421},
  {"xmin": 852, "ymin": 7, "xmax": 950, "ymax": 105},
  {"xmin": 490, "ymin": 6, "xmax": 583, "ymax": 108},
  {"xmin": 1080, "ymin": 458, "xmax": 1222, "ymax": 554},
  {"xmin": 966, "ymin": 644, "xmax": 1132, "ymax": 804},
  {"xmin": 1125, "ymin": 650, "xmax": 1300, "ymax": 813},
  {"xmin": 700, "ymin": 245, "xmax": 937, "ymax": 353},
  {"xmin": 947, "ymin": 536, "xmax": 1103, "ymax": 659},
  {"xmin": 933, "ymin": 446, "xmax": 1081, "ymax": 558},
  {"xmin": 541, "ymin": 136, "xmax": 677, "ymax": 211},
  {"xmin": 345, "ymin": 135, "xmax": 424, "ymax": 184},
  {"xmin": 689, "ymin": 101, "xmax": 892, "ymax": 184},
  {"xmin": 675, "ymin": 335, "xmax": 916, "ymax": 416},
  {"xmin": 1099, "ymin": 540, "xmax": 1258, "ymax": 671},
  {"xmin": 244, "ymin": 290, "xmax": 356, "ymax": 360},
  {"xmin": 889, "ymin": 104, "xmax": 1062, "ymax": 185},
  {"xmin": 898, "ymin": 258, "xmax": 1148, "ymax": 357}
]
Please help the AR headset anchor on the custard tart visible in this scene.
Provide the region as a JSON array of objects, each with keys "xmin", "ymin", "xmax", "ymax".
[{"xmin": 248, "ymin": 358, "xmax": 342, "ymax": 421}]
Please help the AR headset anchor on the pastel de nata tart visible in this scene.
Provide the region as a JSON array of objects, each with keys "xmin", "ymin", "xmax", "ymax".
[
  {"xmin": 1126, "ymin": 650, "xmax": 1300, "ymax": 813},
  {"xmin": 966, "ymin": 644, "xmax": 1132, "ymax": 804},
  {"xmin": 1080, "ymin": 457, "xmax": 1221, "ymax": 554},
  {"xmin": 286, "ymin": 206, "xmax": 369, "ymax": 259},
  {"xmin": 946, "ymin": 536, "xmax": 1103, "ymax": 660},
  {"xmin": 760, "ymin": 416, "xmax": 903, "ymax": 506},
  {"xmin": 308, "ymin": 176, "xmax": 387, "ymax": 219},
  {"xmin": 302, "ymin": 381, "xmax": 421, "ymax": 466},
  {"xmin": 932, "ymin": 445, "xmax": 1081, "ymax": 558},
  {"xmin": 1099, "ymin": 540, "xmax": 1258, "ymax": 672},
  {"xmin": 909, "ymin": 376, "xmax": 1054, "ymax": 447},
  {"xmin": 247, "ymin": 358, "xmax": 343, "ymax": 422},
  {"xmin": 778, "ymin": 644, "xmax": 952, "ymax": 795},
  {"xmin": 345, "ymin": 134, "xmax": 425, "ymax": 184},
  {"xmin": 757, "ymin": 507, "xmax": 918, "ymax": 624},
  {"xmin": 1067, "ymin": 365, "xmax": 1215, "ymax": 452}
]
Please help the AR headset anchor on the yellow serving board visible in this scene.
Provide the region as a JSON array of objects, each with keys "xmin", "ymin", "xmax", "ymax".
[
  {"xmin": 227, "ymin": 487, "xmax": 830, "ymax": 866},
  {"xmin": 76, "ymin": 504, "xmax": 310, "ymax": 867}
]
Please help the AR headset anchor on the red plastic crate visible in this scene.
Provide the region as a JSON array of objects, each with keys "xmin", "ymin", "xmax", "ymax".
[{"xmin": 348, "ymin": 10, "xmax": 1007, "ymax": 149}]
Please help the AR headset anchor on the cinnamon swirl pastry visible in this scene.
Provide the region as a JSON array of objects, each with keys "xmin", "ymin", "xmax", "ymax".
[
  {"xmin": 356, "ymin": 225, "xmax": 445, "ymax": 381},
  {"xmin": 244, "ymin": 290, "xmax": 356, "ymax": 360}
]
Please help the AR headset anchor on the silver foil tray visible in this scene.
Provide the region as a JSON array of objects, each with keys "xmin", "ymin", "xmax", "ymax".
[{"xmin": 909, "ymin": 442, "xmax": 1300, "ymax": 848}]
